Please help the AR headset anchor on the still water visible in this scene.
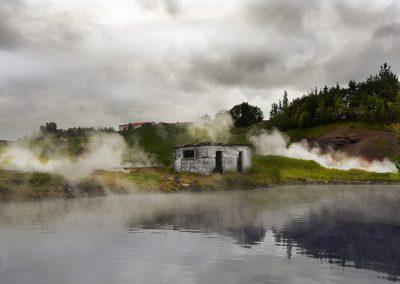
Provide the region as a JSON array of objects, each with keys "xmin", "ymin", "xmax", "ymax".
[{"xmin": 1, "ymin": 185, "xmax": 400, "ymax": 284}]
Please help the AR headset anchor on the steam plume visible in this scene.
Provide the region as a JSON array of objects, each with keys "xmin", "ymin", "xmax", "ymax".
[
  {"xmin": 0, "ymin": 133, "xmax": 156, "ymax": 181},
  {"xmin": 250, "ymin": 129, "xmax": 397, "ymax": 173},
  {"xmin": 188, "ymin": 111, "xmax": 233, "ymax": 143}
]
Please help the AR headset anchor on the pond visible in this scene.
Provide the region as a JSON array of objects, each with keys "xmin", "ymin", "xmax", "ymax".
[{"xmin": 0, "ymin": 185, "xmax": 400, "ymax": 284}]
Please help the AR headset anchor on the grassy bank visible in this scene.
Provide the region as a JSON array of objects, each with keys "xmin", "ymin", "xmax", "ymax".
[{"xmin": 1, "ymin": 155, "xmax": 399, "ymax": 202}]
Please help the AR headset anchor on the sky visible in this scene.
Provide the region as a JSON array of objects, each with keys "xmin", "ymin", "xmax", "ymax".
[{"xmin": 0, "ymin": 0, "xmax": 400, "ymax": 140}]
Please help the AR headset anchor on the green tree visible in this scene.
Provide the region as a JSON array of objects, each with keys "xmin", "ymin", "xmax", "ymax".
[
  {"xmin": 40, "ymin": 122, "xmax": 59, "ymax": 135},
  {"xmin": 269, "ymin": 102, "xmax": 278, "ymax": 118},
  {"xmin": 229, "ymin": 102, "xmax": 264, "ymax": 128},
  {"xmin": 282, "ymin": 91, "xmax": 289, "ymax": 110}
]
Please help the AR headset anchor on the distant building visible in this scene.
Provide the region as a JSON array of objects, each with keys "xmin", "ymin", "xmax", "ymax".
[
  {"xmin": 118, "ymin": 122, "xmax": 155, "ymax": 131},
  {"xmin": 173, "ymin": 142, "xmax": 252, "ymax": 175}
]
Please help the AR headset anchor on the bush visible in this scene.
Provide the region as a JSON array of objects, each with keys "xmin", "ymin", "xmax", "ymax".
[{"xmin": 30, "ymin": 172, "xmax": 52, "ymax": 186}]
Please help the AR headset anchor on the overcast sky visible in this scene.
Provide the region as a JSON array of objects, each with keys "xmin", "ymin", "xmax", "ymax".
[{"xmin": 0, "ymin": 0, "xmax": 400, "ymax": 139}]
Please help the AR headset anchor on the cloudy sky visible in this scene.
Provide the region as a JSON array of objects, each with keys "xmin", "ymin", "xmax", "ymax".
[{"xmin": 0, "ymin": 0, "xmax": 400, "ymax": 139}]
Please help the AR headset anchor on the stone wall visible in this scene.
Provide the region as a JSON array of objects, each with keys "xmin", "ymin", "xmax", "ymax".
[{"xmin": 173, "ymin": 145, "xmax": 252, "ymax": 175}]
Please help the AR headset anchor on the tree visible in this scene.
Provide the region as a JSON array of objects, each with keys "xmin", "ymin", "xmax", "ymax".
[
  {"xmin": 298, "ymin": 111, "xmax": 311, "ymax": 128},
  {"xmin": 268, "ymin": 63, "xmax": 400, "ymax": 130},
  {"xmin": 269, "ymin": 102, "xmax": 278, "ymax": 118},
  {"xmin": 282, "ymin": 91, "xmax": 289, "ymax": 110},
  {"xmin": 229, "ymin": 102, "xmax": 264, "ymax": 128},
  {"xmin": 40, "ymin": 122, "xmax": 59, "ymax": 134}
]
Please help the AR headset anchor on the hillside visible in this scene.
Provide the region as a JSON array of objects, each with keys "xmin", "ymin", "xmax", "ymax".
[{"xmin": 121, "ymin": 121, "xmax": 400, "ymax": 166}]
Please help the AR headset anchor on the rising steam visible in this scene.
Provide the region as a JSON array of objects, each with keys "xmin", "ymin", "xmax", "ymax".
[
  {"xmin": 250, "ymin": 129, "xmax": 397, "ymax": 173},
  {"xmin": 188, "ymin": 111, "xmax": 233, "ymax": 143},
  {"xmin": 0, "ymin": 133, "xmax": 156, "ymax": 181}
]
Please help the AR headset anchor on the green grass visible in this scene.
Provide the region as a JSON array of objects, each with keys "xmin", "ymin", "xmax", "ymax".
[
  {"xmin": 127, "ymin": 170, "xmax": 165, "ymax": 188},
  {"xmin": 250, "ymin": 155, "xmax": 400, "ymax": 183}
]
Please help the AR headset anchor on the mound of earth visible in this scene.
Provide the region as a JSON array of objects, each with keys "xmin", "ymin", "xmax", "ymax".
[{"xmin": 312, "ymin": 128, "xmax": 400, "ymax": 161}]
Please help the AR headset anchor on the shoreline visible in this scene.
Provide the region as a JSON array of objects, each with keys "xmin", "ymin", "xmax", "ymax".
[
  {"xmin": 1, "ymin": 154, "xmax": 399, "ymax": 202},
  {"xmin": 1, "ymin": 168, "xmax": 400, "ymax": 203}
]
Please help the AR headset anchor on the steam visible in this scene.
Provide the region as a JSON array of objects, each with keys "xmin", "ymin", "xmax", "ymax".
[
  {"xmin": 0, "ymin": 133, "xmax": 156, "ymax": 181},
  {"xmin": 188, "ymin": 111, "xmax": 233, "ymax": 143},
  {"xmin": 250, "ymin": 129, "xmax": 397, "ymax": 173}
]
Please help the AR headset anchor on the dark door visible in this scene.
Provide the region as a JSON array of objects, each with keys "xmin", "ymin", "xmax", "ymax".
[
  {"xmin": 215, "ymin": 151, "xmax": 223, "ymax": 173},
  {"xmin": 237, "ymin": 151, "xmax": 243, "ymax": 173}
]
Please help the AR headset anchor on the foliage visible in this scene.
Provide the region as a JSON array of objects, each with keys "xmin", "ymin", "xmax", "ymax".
[
  {"xmin": 39, "ymin": 122, "xmax": 115, "ymax": 138},
  {"xmin": 30, "ymin": 172, "xmax": 52, "ymax": 186},
  {"xmin": 40, "ymin": 122, "xmax": 61, "ymax": 136},
  {"xmin": 229, "ymin": 102, "xmax": 264, "ymax": 128},
  {"xmin": 269, "ymin": 64, "xmax": 400, "ymax": 130}
]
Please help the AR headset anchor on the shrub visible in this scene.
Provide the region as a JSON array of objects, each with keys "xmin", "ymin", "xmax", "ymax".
[{"xmin": 30, "ymin": 172, "xmax": 52, "ymax": 186}]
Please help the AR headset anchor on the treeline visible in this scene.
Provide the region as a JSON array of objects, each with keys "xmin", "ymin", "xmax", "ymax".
[
  {"xmin": 39, "ymin": 122, "xmax": 115, "ymax": 138},
  {"xmin": 269, "ymin": 63, "xmax": 400, "ymax": 130}
]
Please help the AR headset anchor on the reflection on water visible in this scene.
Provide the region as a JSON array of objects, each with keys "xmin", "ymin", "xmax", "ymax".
[
  {"xmin": 0, "ymin": 185, "xmax": 400, "ymax": 283},
  {"xmin": 274, "ymin": 204, "xmax": 400, "ymax": 282}
]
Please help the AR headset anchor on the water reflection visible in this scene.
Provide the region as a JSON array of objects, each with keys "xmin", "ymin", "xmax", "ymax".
[
  {"xmin": 130, "ymin": 205, "xmax": 266, "ymax": 247},
  {"xmin": 1, "ymin": 185, "xmax": 400, "ymax": 283},
  {"xmin": 123, "ymin": 186, "xmax": 400, "ymax": 281},
  {"xmin": 274, "ymin": 203, "xmax": 400, "ymax": 281}
]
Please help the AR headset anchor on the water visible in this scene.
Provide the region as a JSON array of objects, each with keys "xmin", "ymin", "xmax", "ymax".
[{"xmin": 1, "ymin": 185, "xmax": 400, "ymax": 284}]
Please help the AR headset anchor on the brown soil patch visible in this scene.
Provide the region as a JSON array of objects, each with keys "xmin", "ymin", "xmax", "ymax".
[{"xmin": 314, "ymin": 128, "xmax": 400, "ymax": 161}]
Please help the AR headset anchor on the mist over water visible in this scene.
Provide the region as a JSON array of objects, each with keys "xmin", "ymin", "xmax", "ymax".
[
  {"xmin": 250, "ymin": 129, "xmax": 397, "ymax": 173},
  {"xmin": 0, "ymin": 185, "xmax": 399, "ymax": 284}
]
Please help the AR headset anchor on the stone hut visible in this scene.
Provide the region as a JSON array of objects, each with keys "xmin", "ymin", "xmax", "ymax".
[{"xmin": 173, "ymin": 142, "xmax": 252, "ymax": 175}]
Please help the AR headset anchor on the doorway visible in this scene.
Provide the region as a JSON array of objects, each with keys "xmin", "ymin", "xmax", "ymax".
[
  {"xmin": 237, "ymin": 151, "xmax": 244, "ymax": 173},
  {"xmin": 215, "ymin": 151, "xmax": 223, "ymax": 173}
]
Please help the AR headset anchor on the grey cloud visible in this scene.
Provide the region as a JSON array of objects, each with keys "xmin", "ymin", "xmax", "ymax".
[
  {"xmin": 188, "ymin": 48, "xmax": 279, "ymax": 87},
  {"xmin": 0, "ymin": 18, "xmax": 23, "ymax": 50},
  {"xmin": 333, "ymin": 0, "xmax": 400, "ymax": 28},
  {"xmin": 0, "ymin": 2, "xmax": 26, "ymax": 50},
  {"xmin": 374, "ymin": 22, "xmax": 400, "ymax": 39},
  {"xmin": 1, "ymin": 0, "xmax": 400, "ymax": 140},
  {"xmin": 244, "ymin": 0, "xmax": 320, "ymax": 34},
  {"xmin": 0, "ymin": 0, "xmax": 93, "ymax": 51},
  {"xmin": 136, "ymin": 0, "xmax": 182, "ymax": 16}
]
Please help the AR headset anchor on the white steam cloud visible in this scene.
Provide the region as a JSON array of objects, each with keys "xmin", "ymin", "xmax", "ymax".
[
  {"xmin": 0, "ymin": 133, "xmax": 156, "ymax": 181},
  {"xmin": 188, "ymin": 111, "xmax": 233, "ymax": 143},
  {"xmin": 250, "ymin": 129, "xmax": 397, "ymax": 173}
]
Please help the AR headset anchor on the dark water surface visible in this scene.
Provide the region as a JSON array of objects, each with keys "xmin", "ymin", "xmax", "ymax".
[{"xmin": 1, "ymin": 185, "xmax": 400, "ymax": 284}]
